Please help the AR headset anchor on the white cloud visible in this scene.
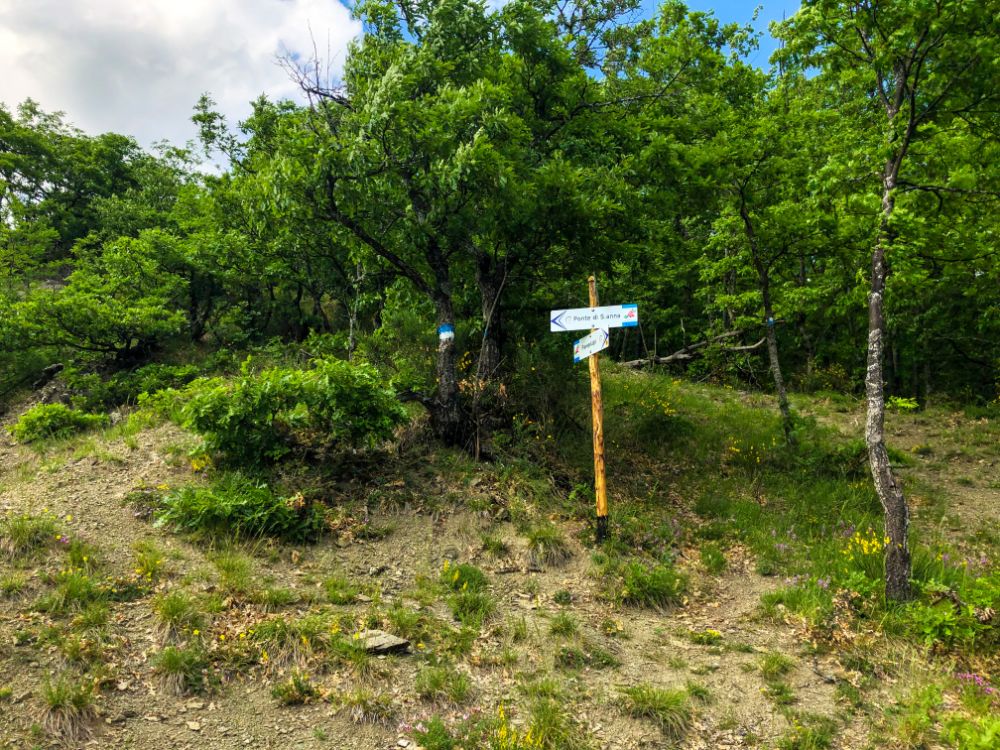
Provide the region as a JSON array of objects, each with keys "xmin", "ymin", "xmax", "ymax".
[{"xmin": 0, "ymin": 0, "xmax": 361, "ymax": 147}]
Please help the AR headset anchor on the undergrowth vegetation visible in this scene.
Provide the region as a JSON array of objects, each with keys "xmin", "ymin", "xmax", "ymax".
[{"xmin": 1, "ymin": 361, "xmax": 996, "ymax": 749}]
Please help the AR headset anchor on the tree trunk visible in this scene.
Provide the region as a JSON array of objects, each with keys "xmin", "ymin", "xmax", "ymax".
[
  {"xmin": 475, "ymin": 256, "xmax": 504, "ymax": 381},
  {"xmin": 867, "ymin": 162, "xmax": 912, "ymax": 602},
  {"xmin": 739, "ymin": 193, "xmax": 794, "ymax": 445},
  {"xmin": 431, "ymin": 296, "xmax": 464, "ymax": 446}
]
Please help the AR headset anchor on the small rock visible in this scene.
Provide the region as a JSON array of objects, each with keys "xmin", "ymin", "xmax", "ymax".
[
  {"xmin": 356, "ymin": 629, "xmax": 409, "ymax": 654},
  {"xmin": 398, "ymin": 740, "xmax": 411, "ymax": 748},
  {"xmin": 186, "ymin": 721, "xmax": 201, "ymax": 731}
]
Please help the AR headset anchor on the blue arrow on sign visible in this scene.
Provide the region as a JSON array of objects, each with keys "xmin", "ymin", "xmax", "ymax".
[{"xmin": 550, "ymin": 310, "xmax": 568, "ymax": 330}]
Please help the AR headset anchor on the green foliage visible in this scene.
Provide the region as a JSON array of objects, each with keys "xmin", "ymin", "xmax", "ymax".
[
  {"xmin": 699, "ymin": 542, "xmax": 727, "ymax": 574},
  {"xmin": 9, "ymin": 403, "xmax": 107, "ymax": 443},
  {"xmin": 942, "ymin": 716, "xmax": 1000, "ymax": 750},
  {"xmin": 64, "ymin": 362, "xmax": 201, "ymax": 409},
  {"xmin": 153, "ymin": 474, "xmax": 326, "ymax": 542},
  {"xmin": 887, "ymin": 396, "xmax": 920, "ymax": 412},
  {"xmin": 179, "ymin": 358, "xmax": 405, "ymax": 463}
]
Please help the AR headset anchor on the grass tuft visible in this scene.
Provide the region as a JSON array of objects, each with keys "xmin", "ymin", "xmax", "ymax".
[
  {"xmin": 620, "ymin": 560, "xmax": 687, "ymax": 608},
  {"xmin": 324, "ymin": 574, "xmax": 360, "ymax": 604},
  {"xmin": 1, "ymin": 513, "xmax": 58, "ymax": 559},
  {"xmin": 526, "ymin": 523, "xmax": 572, "ymax": 567},
  {"xmin": 758, "ymin": 651, "xmax": 796, "ymax": 681},
  {"xmin": 340, "ymin": 688, "xmax": 395, "ymax": 725},
  {"xmin": 154, "ymin": 589, "xmax": 206, "ymax": 641},
  {"xmin": 621, "ymin": 684, "xmax": 692, "ymax": 738},
  {"xmin": 549, "ymin": 612, "xmax": 578, "ymax": 637},
  {"xmin": 153, "ymin": 644, "xmax": 209, "ymax": 695},
  {"xmin": 41, "ymin": 673, "xmax": 96, "ymax": 742},
  {"xmin": 414, "ymin": 664, "xmax": 471, "ymax": 704},
  {"xmin": 271, "ymin": 670, "xmax": 321, "ymax": 705}
]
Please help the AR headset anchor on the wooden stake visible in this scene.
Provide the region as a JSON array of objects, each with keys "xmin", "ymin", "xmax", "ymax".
[{"xmin": 588, "ymin": 275, "xmax": 608, "ymax": 542}]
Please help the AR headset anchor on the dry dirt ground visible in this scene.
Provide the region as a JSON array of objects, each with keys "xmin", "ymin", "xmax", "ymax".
[
  {"xmin": 797, "ymin": 395, "xmax": 1000, "ymax": 539},
  {"xmin": 0, "ymin": 401, "xmax": 972, "ymax": 750}
]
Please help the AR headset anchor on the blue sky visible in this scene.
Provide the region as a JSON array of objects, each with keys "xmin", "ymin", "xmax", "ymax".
[{"xmin": 644, "ymin": 1, "xmax": 803, "ymax": 68}]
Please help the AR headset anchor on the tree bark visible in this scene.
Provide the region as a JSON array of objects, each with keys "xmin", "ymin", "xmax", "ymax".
[
  {"xmin": 432, "ymin": 296, "xmax": 464, "ymax": 446},
  {"xmin": 475, "ymin": 255, "xmax": 504, "ymax": 381},
  {"xmin": 867, "ymin": 160, "xmax": 912, "ymax": 602},
  {"xmin": 739, "ymin": 191, "xmax": 795, "ymax": 445}
]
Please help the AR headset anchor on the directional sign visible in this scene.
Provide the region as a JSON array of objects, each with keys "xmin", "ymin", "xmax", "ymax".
[
  {"xmin": 550, "ymin": 304, "xmax": 638, "ymax": 332},
  {"xmin": 573, "ymin": 328, "xmax": 609, "ymax": 363}
]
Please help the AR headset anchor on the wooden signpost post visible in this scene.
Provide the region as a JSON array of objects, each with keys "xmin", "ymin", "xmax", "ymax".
[{"xmin": 550, "ymin": 277, "xmax": 638, "ymax": 542}]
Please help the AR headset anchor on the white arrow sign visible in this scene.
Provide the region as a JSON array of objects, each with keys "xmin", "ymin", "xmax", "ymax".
[
  {"xmin": 573, "ymin": 328, "xmax": 610, "ymax": 363},
  {"xmin": 551, "ymin": 304, "xmax": 638, "ymax": 332}
]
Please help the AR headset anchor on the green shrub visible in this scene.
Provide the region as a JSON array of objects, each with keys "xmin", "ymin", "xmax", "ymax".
[
  {"xmin": 180, "ymin": 358, "xmax": 406, "ymax": 463},
  {"xmin": 154, "ymin": 474, "xmax": 326, "ymax": 542},
  {"xmin": 942, "ymin": 715, "xmax": 1000, "ymax": 750},
  {"xmin": 887, "ymin": 395, "xmax": 919, "ymax": 412},
  {"xmin": 10, "ymin": 403, "xmax": 107, "ymax": 443},
  {"xmin": 64, "ymin": 363, "xmax": 201, "ymax": 410}
]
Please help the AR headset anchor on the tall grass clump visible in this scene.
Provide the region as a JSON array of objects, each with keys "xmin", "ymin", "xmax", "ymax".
[
  {"xmin": 1, "ymin": 512, "xmax": 58, "ymax": 559},
  {"xmin": 153, "ymin": 644, "xmax": 210, "ymax": 695},
  {"xmin": 619, "ymin": 560, "xmax": 687, "ymax": 608},
  {"xmin": 621, "ymin": 684, "xmax": 692, "ymax": 739},
  {"xmin": 41, "ymin": 673, "xmax": 96, "ymax": 742},
  {"xmin": 154, "ymin": 474, "xmax": 326, "ymax": 542}
]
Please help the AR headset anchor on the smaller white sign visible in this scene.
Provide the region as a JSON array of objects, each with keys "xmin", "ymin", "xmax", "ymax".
[{"xmin": 573, "ymin": 328, "xmax": 609, "ymax": 363}]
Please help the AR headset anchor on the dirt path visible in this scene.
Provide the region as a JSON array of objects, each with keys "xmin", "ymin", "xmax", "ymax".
[{"xmin": 1, "ymin": 422, "xmax": 864, "ymax": 750}]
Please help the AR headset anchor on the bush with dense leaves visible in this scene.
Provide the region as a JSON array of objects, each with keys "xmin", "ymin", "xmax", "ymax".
[
  {"xmin": 154, "ymin": 474, "xmax": 326, "ymax": 542},
  {"xmin": 9, "ymin": 403, "xmax": 108, "ymax": 443},
  {"xmin": 64, "ymin": 363, "xmax": 202, "ymax": 410},
  {"xmin": 179, "ymin": 358, "xmax": 406, "ymax": 464}
]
